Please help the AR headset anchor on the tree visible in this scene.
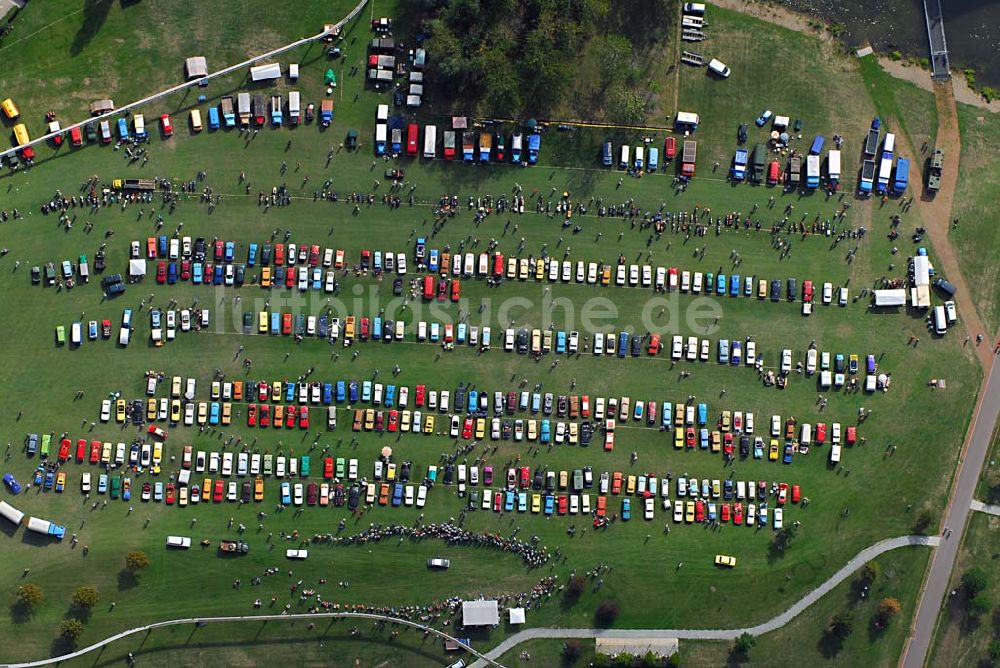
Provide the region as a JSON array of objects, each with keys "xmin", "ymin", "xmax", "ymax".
[
  {"xmin": 567, "ymin": 574, "xmax": 586, "ymax": 598},
  {"xmin": 71, "ymin": 586, "xmax": 99, "ymax": 610},
  {"xmin": 733, "ymin": 632, "xmax": 756, "ymax": 657},
  {"xmin": 15, "ymin": 583, "xmax": 43, "ymax": 609},
  {"xmin": 125, "ymin": 550, "xmax": 150, "ymax": 572},
  {"xmin": 969, "ymin": 593, "xmax": 991, "ymax": 617},
  {"xmin": 59, "ymin": 618, "xmax": 84, "ymax": 641},
  {"xmin": 913, "ymin": 510, "xmax": 935, "ymax": 534},
  {"xmin": 962, "ymin": 567, "xmax": 989, "ymax": 597},
  {"xmin": 861, "ymin": 561, "xmax": 881, "ymax": 585},
  {"xmin": 829, "ymin": 611, "xmax": 855, "ymax": 638},
  {"xmin": 595, "ymin": 599, "xmax": 620, "ymax": 625},
  {"xmin": 989, "ymin": 639, "xmax": 1000, "ymax": 662},
  {"xmin": 875, "ymin": 597, "xmax": 901, "ymax": 627},
  {"xmin": 562, "ymin": 639, "xmax": 582, "ymax": 662}
]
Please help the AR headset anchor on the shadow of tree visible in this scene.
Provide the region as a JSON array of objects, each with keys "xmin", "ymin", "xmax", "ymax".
[
  {"xmin": 117, "ymin": 569, "xmax": 138, "ymax": 591},
  {"xmin": 817, "ymin": 629, "xmax": 845, "ymax": 658},
  {"xmin": 69, "ymin": 0, "xmax": 115, "ymax": 57},
  {"xmin": 49, "ymin": 635, "xmax": 76, "ymax": 658},
  {"xmin": 9, "ymin": 600, "xmax": 32, "ymax": 624}
]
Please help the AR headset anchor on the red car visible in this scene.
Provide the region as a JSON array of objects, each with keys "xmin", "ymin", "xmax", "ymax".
[
  {"xmin": 213, "ymin": 240, "xmax": 224, "ymax": 262},
  {"xmin": 247, "ymin": 404, "xmax": 257, "ymax": 427},
  {"xmin": 846, "ymin": 426, "xmax": 857, "ymax": 445},
  {"xmin": 213, "ymin": 479, "xmax": 224, "ymax": 502},
  {"xmin": 695, "ymin": 500, "xmax": 705, "ymax": 522},
  {"xmin": 282, "ymin": 313, "xmax": 292, "ymax": 335},
  {"xmin": 147, "ymin": 237, "xmax": 157, "ymax": 259},
  {"xmin": 686, "ymin": 427, "xmax": 696, "ymax": 448},
  {"xmin": 723, "ymin": 433, "xmax": 734, "ymax": 457},
  {"xmin": 558, "ymin": 495, "xmax": 568, "ymax": 515},
  {"xmin": 274, "ymin": 244, "xmax": 286, "ymax": 265},
  {"xmin": 284, "ymin": 268, "xmax": 295, "ymax": 288},
  {"xmin": 360, "ymin": 317, "xmax": 370, "ymax": 340},
  {"xmin": 803, "ymin": 280, "xmax": 814, "ymax": 303},
  {"xmin": 721, "ymin": 503, "xmax": 731, "ymax": 522},
  {"xmin": 520, "ymin": 466, "xmax": 530, "ymax": 488},
  {"xmin": 165, "ymin": 483, "xmax": 176, "ymax": 505},
  {"xmin": 581, "ymin": 395, "xmax": 590, "ymax": 418},
  {"xmin": 374, "ymin": 411, "xmax": 384, "ymax": 432},
  {"xmin": 180, "ymin": 260, "xmax": 191, "ymax": 280},
  {"xmin": 307, "ymin": 483, "xmax": 318, "ymax": 505},
  {"xmin": 493, "ymin": 491, "xmax": 502, "ymax": 512},
  {"xmin": 259, "ymin": 404, "xmax": 270, "ymax": 427},
  {"xmin": 664, "ymin": 136, "xmax": 676, "ymax": 159},
  {"xmin": 815, "ymin": 423, "xmax": 827, "ymax": 443},
  {"xmin": 791, "ymin": 484, "xmax": 801, "ymax": 503},
  {"xmin": 160, "ymin": 114, "xmax": 173, "ymax": 137},
  {"xmin": 89, "ymin": 440, "xmax": 101, "ymax": 464},
  {"xmin": 324, "ymin": 457, "xmax": 334, "ymax": 479},
  {"xmin": 461, "ymin": 417, "xmax": 473, "ymax": 439},
  {"xmin": 76, "ymin": 439, "xmax": 87, "ymax": 461},
  {"xmin": 436, "ymin": 279, "xmax": 447, "ymax": 301},
  {"xmin": 309, "ymin": 245, "xmax": 320, "ymax": 266},
  {"xmin": 285, "ymin": 406, "xmax": 297, "ymax": 429},
  {"xmin": 258, "ymin": 382, "xmax": 269, "ymax": 402},
  {"xmin": 646, "ymin": 401, "xmax": 657, "ymax": 424},
  {"xmin": 733, "ymin": 503, "xmax": 744, "ymax": 525},
  {"xmin": 388, "ymin": 410, "xmax": 399, "ymax": 433},
  {"xmin": 156, "ymin": 261, "xmax": 167, "ymax": 283},
  {"xmin": 777, "ymin": 482, "xmax": 789, "ymax": 505},
  {"xmin": 450, "ymin": 279, "xmax": 461, "ymax": 301},
  {"xmin": 415, "ymin": 385, "xmax": 426, "ymax": 407},
  {"xmin": 299, "ymin": 406, "xmax": 309, "ymax": 429},
  {"xmin": 58, "ymin": 438, "xmax": 71, "ymax": 461}
]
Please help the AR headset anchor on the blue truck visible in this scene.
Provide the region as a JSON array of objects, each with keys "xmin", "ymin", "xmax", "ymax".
[
  {"xmin": 892, "ymin": 157, "xmax": 910, "ymax": 193},
  {"xmin": 731, "ymin": 148, "xmax": 748, "ymax": 181}
]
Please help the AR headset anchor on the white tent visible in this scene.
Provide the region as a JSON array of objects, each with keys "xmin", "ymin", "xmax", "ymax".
[
  {"xmin": 129, "ymin": 259, "xmax": 147, "ymax": 280},
  {"xmin": 912, "ymin": 255, "xmax": 931, "ymax": 286},
  {"xmin": 873, "ymin": 289, "xmax": 906, "ymax": 307},
  {"xmin": 462, "ymin": 600, "xmax": 499, "ymax": 627},
  {"xmin": 185, "ymin": 56, "xmax": 208, "ymax": 79},
  {"xmin": 509, "ymin": 608, "xmax": 526, "ymax": 625},
  {"xmin": 250, "ymin": 63, "xmax": 281, "ymax": 81}
]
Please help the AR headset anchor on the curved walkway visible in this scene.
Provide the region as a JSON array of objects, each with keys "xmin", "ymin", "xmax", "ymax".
[
  {"xmin": 3, "ymin": 611, "xmax": 500, "ymax": 668},
  {"xmin": 474, "ymin": 535, "xmax": 939, "ymax": 665}
]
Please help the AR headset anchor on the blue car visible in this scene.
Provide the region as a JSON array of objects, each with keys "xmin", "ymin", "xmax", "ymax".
[
  {"xmin": 457, "ymin": 323, "xmax": 466, "ymax": 343},
  {"xmin": 336, "ymin": 381, "xmax": 346, "ymax": 402},
  {"xmin": 530, "ymin": 393, "xmax": 540, "ymax": 413},
  {"xmin": 44, "ymin": 470, "xmax": 54, "ymax": 489},
  {"xmin": 470, "ymin": 391, "xmax": 480, "ymax": 414},
  {"xmin": 158, "ymin": 236, "xmax": 168, "ymax": 256},
  {"xmin": 192, "ymin": 263, "xmax": 203, "ymax": 283},
  {"xmin": 392, "ymin": 483, "xmax": 404, "ymax": 506},
  {"xmin": 758, "ymin": 502, "xmax": 769, "ymax": 526},
  {"xmin": 731, "ymin": 340, "xmax": 742, "ymax": 366},
  {"xmin": 247, "ymin": 243, "xmax": 258, "ymax": 266},
  {"xmin": 556, "ymin": 331, "xmax": 566, "ymax": 353},
  {"xmin": 783, "ymin": 444, "xmax": 794, "ymax": 464},
  {"xmin": 224, "ymin": 241, "xmax": 235, "ymax": 262},
  {"xmin": 543, "ymin": 495, "xmax": 555, "ymax": 515},
  {"xmin": 281, "ymin": 482, "xmax": 291, "ymax": 505},
  {"xmin": 373, "ymin": 251, "xmax": 382, "ymax": 273},
  {"xmin": 754, "ymin": 438, "xmax": 764, "ymax": 459},
  {"xmin": 373, "ymin": 317, "xmax": 382, "ymax": 340},
  {"xmin": 540, "ymin": 420, "xmax": 551, "ymax": 444},
  {"xmin": 730, "ymin": 274, "xmax": 740, "ymax": 296},
  {"xmin": 617, "ymin": 331, "xmax": 628, "ymax": 358},
  {"xmin": 384, "ymin": 385, "xmax": 395, "ymax": 408},
  {"xmin": 697, "ymin": 403, "xmax": 707, "ymax": 426},
  {"xmin": 209, "ymin": 402, "xmax": 220, "ymax": 425},
  {"xmin": 622, "ymin": 498, "xmax": 631, "ymax": 520},
  {"xmin": 285, "ymin": 382, "xmax": 295, "ymax": 402},
  {"xmin": 716, "ymin": 273, "xmax": 726, "ymax": 294},
  {"xmin": 633, "ymin": 402, "xmax": 643, "ymax": 421},
  {"xmin": 88, "ymin": 321, "xmax": 98, "ymax": 339},
  {"xmin": 270, "ymin": 312, "xmax": 280, "ymax": 334},
  {"xmin": 349, "ymin": 381, "xmax": 358, "ymax": 403},
  {"xmin": 662, "ymin": 402, "xmax": 672, "ymax": 428},
  {"xmin": 428, "ymin": 249, "xmax": 439, "ymax": 272},
  {"xmin": 2, "ymin": 472, "xmax": 22, "ymax": 495},
  {"xmin": 322, "ymin": 383, "xmax": 333, "ymax": 404},
  {"xmin": 167, "ymin": 262, "xmax": 178, "ymax": 284},
  {"xmin": 700, "ymin": 428, "xmax": 709, "ymax": 449},
  {"xmin": 504, "ymin": 490, "xmax": 515, "ymax": 512},
  {"xmin": 361, "ymin": 381, "xmax": 372, "ymax": 402}
]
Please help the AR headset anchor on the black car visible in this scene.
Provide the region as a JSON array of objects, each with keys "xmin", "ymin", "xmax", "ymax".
[
  {"xmin": 392, "ymin": 278, "xmax": 403, "ymax": 296},
  {"xmin": 400, "ymin": 461, "xmax": 411, "ymax": 482},
  {"xmin": 235, "ymin": 264, "xmax": 245, "ymax": 285},
  {"xmin": 631, "ymin": 335, "xmax": 643, "ymax": 357},
  {"xmin": 194, "ymin": 237, "xmax": 207, "ymax": 261},
  {"xmin": 443, "ymin": 465, "xmax": 454, "ymax": 485},
  {"xmin": 393, "ymin": 89, "xmax": 404, "ymax": 107},
  {"xmin": 739, "ymin": 435, "xmax": 750, "ymax": 459},
  {"xmin": 543, "ymin": 393, "xmax": 553, "ymax": 415},
  {"xmin": 261, "ymin": 244, "xmax": 272, "ymax": 265},
  {"xmin": 30, "ymin": 266, "xmax": 40, "ymax": 284},
  {"xmin": 580, "ymin": 422, "xmax": 594, "ymax": 446},
  {"xmin": 787, "ymin": 277, "xmax": 797, "ymax": 301},
  {"xmin": 305, "ymin": 103, "xmax": 315, "ymax": 123},
  {"xmin": 501, "ymin": 420, "xmax": 513, "ymax": 440},
  {"xmin": 131, "ymin": 400, "xmax": 144, "ymax": 424},
  {"xmin": 737, "ymin": 123, "xmax": 748, "ymax": 144},
  {"xmin": 770, "ymin": 279, "xmax": 781, "ymax": 302},
  {"xmin": 94, "ymin": 250, "xmax": 106, "ymax": 272},
  {"xmin": 333, "ymin": 484, "xmax": 346, "ymax": 506},
  {"xmin": 242, "ymin": 312, "xmax": 253, "ymax": 333},
  {"xmin": 241, "ymin": 481, "xmax": 253, "ymax": 502},
  {"xmin": 557, "ymin": 395, "xmax": 568, "ymax": 417},
  {"xmin": 382, "ymin": 322, "xmax": 393, "ymax": 341},
  {"xmin": 454, "ymin": 386, "xmax": 466, "ymax": 411},
  {"xmin": 347, "ymin": 484, "xmax": 360, "ymax": 509},
  {"xmin": 533, "ymin": 471, "xmax": 544, "ymax": 490},
  {"xmin": 468, "ymin": 490, "xmax": 479, "ymax": 510},
  {"xmin": 516, "ymin": 328, "xmax": 528, "ymax": 353},
  {"xmin": 84, "ymin": 121, "xmax": 97, "ymax": 143}
]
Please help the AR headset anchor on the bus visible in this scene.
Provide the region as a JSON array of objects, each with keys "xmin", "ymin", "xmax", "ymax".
[
  {"xmin": 406, "ymin": 123, "xmax": 418, "ymax": 156},
  {"xmin": 423, "ymin": 124, "xmax": 436, "ymax": 159},
  {"xmin": 12, "ymin": 123, "xmax": 34, "ymax": 159}
]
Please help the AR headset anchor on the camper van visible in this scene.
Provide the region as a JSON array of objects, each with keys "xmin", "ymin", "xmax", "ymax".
[
  {"xmin": 933, "ymin": 305, "xmax": 948, "ymax": 335},
  {"xmin": 190, "ymin": 109, "xmax": 203, "ymax": 132},
  {"xmin": 619, "ymin": 145, "xmax": 630, "ymax": 169}
]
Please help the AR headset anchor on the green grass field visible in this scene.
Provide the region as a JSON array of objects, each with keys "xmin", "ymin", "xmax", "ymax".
[{"xmin": 0, "ymin": 2, "xmax": 986, "ymax": 664}]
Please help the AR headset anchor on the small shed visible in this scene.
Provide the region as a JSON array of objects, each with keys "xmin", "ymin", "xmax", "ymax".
[
  {"xmin": 185, "ymin": 56, "xmax": 208, "ymax": 80},
  {"xmin": 452, "ymin": 116, "xmax": 468, "ymax": 130},
  {"xmin": 90, "ymin": 99, "xmax": 115, "ymax": 115},
  {"xmin": 509, "ymin": 608, "xmax": 526, "ymax": 625},
  {"xmin": 462, "ymin": 600, "xmax": 499, "ymax": 627}
]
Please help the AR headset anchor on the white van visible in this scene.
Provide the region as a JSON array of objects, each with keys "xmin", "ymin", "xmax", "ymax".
[
  {"xmin": 933, "ymin": 304, "xmax": 948, "ymax": 335},
  {"xmin": 830, "ymin": 444, "xmax": 842, "ymax": 464},
  {"xmin": 146, "ymin": 376, "xmax": 158, "ymax": 396},
  {"xmin": 376, "ymin": 104, "xmax": 389, "ymax": 121},
  {"xmin": 800, "ymin": 423, "xmax": 812, "ymax": 446},
  {"xmin": 944, "ymin": 300, "xmax": 958, "ymax": 324},
  {"xmin": 684, "ymin": 2, "xmax": 706, "ymax": 15},
  {"xmin": 708, "ymin": 59, "xmax": 731, "ymax": 78}
]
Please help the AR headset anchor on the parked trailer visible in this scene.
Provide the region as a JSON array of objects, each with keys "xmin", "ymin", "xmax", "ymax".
[
  {"xmin": 864, "ymin": 118, "xmax": 880, "ymax": 156},
  {"xmin": 374, "ymin": 124, "xmax": 387, "ymax": 156},
  {"xmin": 288, "ymin": 91, "xmax": 301, "ymax": 125},
  {"xmin": 221, "ymin": 96, "xmax": 236, "ymax": 127},
  {"xmin": 443, "ymin": 130, "xmax": 456, "ymax": 160},
  {"xmin": 0, "ymin": 500, "xmax": 25, "ymax": 526},
  {"xmin": 602, "ymin": 142, "xmax": 612, "ymax": 167},
  {"xmin": 681, "ymin": 140, "xmax": 697, "ymax": 177},
  {"xmin": 462, "ymin": 132, "xmax": 475, "ymax": 162},
  {"xmin": 826, "ymin": 149, "xmax": 841, "ymax": 186},
  {"xmin": 320, "ymin": 100, "xmax": 333, "ymax": 126},
  {"xmin": 805, "ymin": 154, "xmax": 820, "ymax": 188},
  {"xmin": 750, "ymin": 143, "xmax": 766, "ymax": 182},
  {"xmin": 787, "ymin": 155, "xmax": 801, "ymax": 186},
  {"xmin": 527, "ymin": 133, "xmax": 540, "ymax": 164},
  {"xmin": 892, "ymin": 157, "xmax": 910, "ymax": 193},
  {"xmin": 859, "ymin": 159, "xmax": 876, "ymax": 194},
  {"xmin": 423, "ymin": 124, "xmax": 437, "ymax": 158},
  {"xmin": 479, "ymin": 132, "xmax": 492, "ymax": 162},
  {"xmin": 27, "ymin": 516, "xmax": 66, "ymax": 539},
  {"xmin": 237, "ymin": 93, "xmax": 251, "ymax": 126}
]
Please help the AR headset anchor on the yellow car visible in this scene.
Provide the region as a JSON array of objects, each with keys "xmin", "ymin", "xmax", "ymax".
[
  {"xmin": 424, "ymin": 415, "xmax": 435, "ymax": 434},
  {"xmin": 518, "ymin": 258, "xmax": 529, "ymax": 280},
  {"xmin": 387, "ymin": 463, "xmax": 396, "ymax": 481},
  {"xmin": 675, "ymin": 427, "xmax": 684, "ymax": 449},
  {"xmin": 715, "ymin": 554, "xmax": 737, "ymax": 568},
  {"xmin": 560, "ymin": 470, "xmax": 569, "ymax": 490},
  {"xmin": 721, "ymin": 410, "xmax": 731, "ymax": 432},
  {"xmin": 261, "ymin": 267, "xmax": 272, "ymax": 288},
  {"xmin": 170, "ymin": 399, "xmax": 182, "ymax": 422},
  {"xmin": 601, "ymin": 265, "xmax": 612, "ymax": 285},
  {"xmin": 258, "ymin": 311, "xmax": 268, "ymax": 332},
  {"xmin": 527, "ymin": 419, "xmax": 537, "ymax": 441},
  {"xmin": 711, "ymin": 431, "xmax": 721, "ymax": 453},
  {"xmin": 147, "ymin": 399, "xmax": 158, "ymax": 421},
  {"xmin": 506, "ymin": 257, "xmax": 517, "ymax": 279},
  {"xmin": 476, "ymin": 418, "xmax": 486, "ymax": 439},
  {"xmin": 55, "ymin": 471, "xmax": 66, "ymax": 492},
  {"xmin": 221, "ymin": 403, "xmax": 232, "ymax": 425},
  {"xmin": 531, "ymin": 494, "xmax": 541, "ymax": 513},
  {"xmin": 101, "ymin": 442, "xmax": 112, "ymax": 464},
  {"xmin": 254, "ymin": 476, "xmax": 264, "ymax": 501},
  {"xmin": 364, "ymin": 409, "xmax": 375, "ymax": 431},
  {"xmin": 769, "ymin": 439, "xmax": 780, "ymax": 461},
  {"xmin": 535, "ymin": 258, "xmax": 545, "ymax": 280},
  {"xmin": 271, "ymin": 381, "xmax": 282, "ymax": 402},
  {"xmin": 171, "ymin": 376, "xmax": 182, "ymax": 397},
  {"xmin": 274, "ymin": 404, "xmax": 284, "ymax": 425},
  {"xmin": 400, "ymin": 410, "xmax": 412, "ymax": 432},
  {"xmin": 115, "ymin": 399, "xmax": 126, "ymax": 423},
  {"xmin": 685, "ymin": 501, "xmax": 695, "ymax": 523},
  {"xmin": 625, "ymin": 474, "xmax": 636, "ymax": 494},
  {"xmin": 197, "ymin": 402, "xmax": 208, "ymax": 425}
]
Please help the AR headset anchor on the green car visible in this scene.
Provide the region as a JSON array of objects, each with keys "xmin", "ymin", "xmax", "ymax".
[
  {"xmin": 110, "ymin": 475, "xmax": 122, "ymax": 499},
  {"xmin": 336, "ymin": 457, "xmax": 345, "ymax": 478},
  {"xmin": 55, "ymin": 325, "xmax": 66, "ymax": 345},
  {"xmin": 299, "ymin": 456, "xmax": 310, "ymax": 478}
]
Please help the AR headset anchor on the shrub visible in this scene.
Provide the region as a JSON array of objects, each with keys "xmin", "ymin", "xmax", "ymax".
[
  {"xmin": 59, "ymin": 618, "xmax": 84, "ymax": 641},
  {"xmin": 962, "ymin": 568, "xmax": 989, "ymax": 597},
  {"xmin": 562, "ymin": 639, "xmax": 582, "ymax": 662},
  {"xmin": 829, "ymin": 611, "xmax": 855, "ymax": 638},
  {"xmin": 733, "ymin": 632, "xmax": 756, "ymax": 658},
  {"xmin": 15, "ymin": 584, "xmax": 43, "ymax": 609},
  {"xmin": 875, "ymin": 597, "xmax": 901, "ymax": 627},
  {"xmin": 125, "ymin": 550, "xmax": 150, "ymax": 572},
  {"xmin": 71, "ymin": 586, "xmax": 99, "ymax": 610},
  {"xmin": 567, "ymin": 574, "xmax": 586, "ymax": 598}
]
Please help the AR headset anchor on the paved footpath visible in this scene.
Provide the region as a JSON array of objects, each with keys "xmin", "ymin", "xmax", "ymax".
[
  {"xmin": 475, "ymin": 535, "xmax": 939, "ymax": 665},
  {"xmin": 970, "ymin": 500, "xmax": 1000, "ymax": 517}
]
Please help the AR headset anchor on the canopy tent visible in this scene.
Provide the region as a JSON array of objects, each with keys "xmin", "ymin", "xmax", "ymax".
[
  {"xmin": 129, "ymin": 259, "xmax": 147, "ymax": 280},
  {"xmin": 250, "ymin": 63, "xmax": 281, "ymax": 81},
  {"xmin": 508, "ymin": 608, "xmax": 526, "ymax": 625},
  {"xmin": 462, "ymin": 600, "xmax": 499, "ymax": 627},
  {"xmin": 185, "ymin": 56, "xmax": 208, "ymax": 80}
]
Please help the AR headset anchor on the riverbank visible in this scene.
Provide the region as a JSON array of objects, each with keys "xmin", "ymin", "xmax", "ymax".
[{"xmin": 710, "ymin": 0, "xmax": 1000, "ymax": 113}]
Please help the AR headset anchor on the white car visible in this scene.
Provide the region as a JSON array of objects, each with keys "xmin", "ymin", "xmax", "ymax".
[
  {"xmin": 681, "ymin": 271, "xmax": 691, "ymax": 291},
  {"xmin": 504, "ymin": 328, "xmax": 515, "ymax": 352},
  {"xmin": 774, "ymin": 507, "xmax": 784, "ymax": 529},
  {"xmin": 209, "ymin": 451, "xmax": 220, "ymax": 473},
  {"xmin": 568, "ymin": 331, "xmax": 579, "ymax": 354},
  {"xmin": 644, "ymin": 497, "xmax": 655, "ymax": 520},
  {"xmin": 416, "ymin": 485, "xmax": 427, "ymax": 507},
  {"xmin": 594, "ymin": 332, "xmax": 604, "ymax": 355},
  {"xmin": 615, "ymin": 264, "xmax": 626, "ymax": 286},
  {"xmin": 628, "ymin": 264, "xmax": 639, "ymax": 286},
  {"xmin": 286, "ymin": 549, "xmax": 309, "ymax": 560},
  {"xmin": 561, "ymin": 260, "xmax": 572, "ymax": 281},
  {"xmin": 671, "ymin": 335, "xmax": 683, "ymax": 359},
  {"xmin": 575, "ymin": 261, "xmax": 585, "ymax": 283},
  {"xmin": 771, "ymin": 415, "xmax": 781, "ymax": 437},
  {"xmin": 745, "ymin": 340, "xmax": 757, "ymax": 365},
  {"xmin": 699, "ymin": 338, "xmax": 710, "ymax": 361},
  {"xmin": 831, "ymin": 422, "xmax": 842, "ymax": 444},
  {"xmin": 100, "ymin": 400, "xmax": 111, "ymax": 422},
  {"xmin": 822, "ymin": 282, "xmax": 833, "ymax": 304},
  {"xmin": 81, "ymin": 472, "xmax": 92, "ymax": 492},
  {"xmin": 450, "ymin": 415, "xmax": 461, "ymax": 438},
  {"xmin": 781, "ymin": 349, "xmax": 792, "ymax": 373},
  {"xmin": 641, "ymin": 265, "xmax": 652, "ymax": 287},
  {"xmin": 839, "ymin": 287, "xmax": 849, "ymax": 306},
  {"xmin": 693, "ymin": 272, "xmax": 703, "ymax": 292},
  {"xmin": 293, "ymin": 483, "xmax": 304, "ymax": 505},
  {"xmin": 222, "ymin": 452, "xmax": 233, "ymax": 476},
  {"xmin": 587, "ymin": 262, "xmax": 598, "ymax": 284},
  {"xmin": 686, "ymin": 336, "xmax": 698, "ymax": 360}
]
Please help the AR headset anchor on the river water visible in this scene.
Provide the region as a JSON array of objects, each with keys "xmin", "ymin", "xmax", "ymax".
[{"xmin": 775, "ymin": 0, "xmax": 1000, "ymax": 88}]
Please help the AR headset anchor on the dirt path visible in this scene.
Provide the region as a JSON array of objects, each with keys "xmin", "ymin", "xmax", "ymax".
[{"xmin": 878, "ymin": 58, "xmax": 1000, "ymax": 113}]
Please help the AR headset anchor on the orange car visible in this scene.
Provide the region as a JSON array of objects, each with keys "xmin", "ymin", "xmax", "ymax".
[
  {"xmin": 596, "ymin": 495, "xmax": 607, "ymax": 517},
  {"xmin": 379, "ymin": 483, "xmax": 390, "ymax": 505},
  {"xmin": 611, "ymin": 472, "xmax": 623, "ymax": 494}
]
